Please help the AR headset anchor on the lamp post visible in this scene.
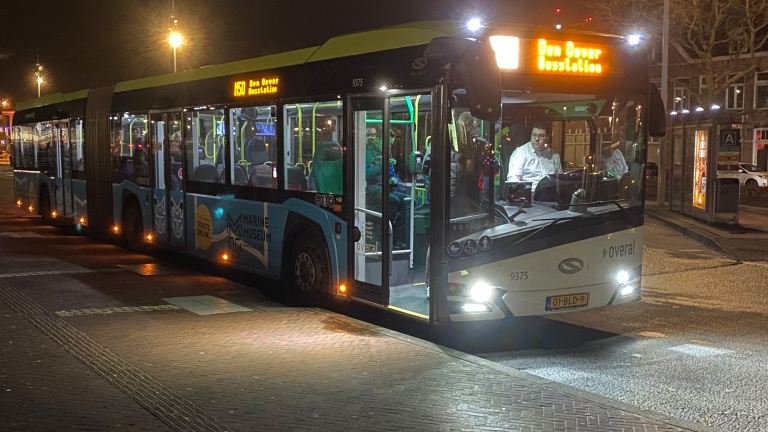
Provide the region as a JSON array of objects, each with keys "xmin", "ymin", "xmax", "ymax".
[{"xmin": 169, "ymin": 31, "xmax": 182, "ymax": 73}]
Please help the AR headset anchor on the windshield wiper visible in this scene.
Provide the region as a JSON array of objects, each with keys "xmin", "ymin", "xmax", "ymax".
[{"xmin": 510, "ymin": 215, "xmax": 588, "ymax": 248}]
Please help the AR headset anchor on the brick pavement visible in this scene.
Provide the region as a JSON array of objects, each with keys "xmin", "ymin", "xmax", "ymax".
[{"xmin": 0, "ymin": 209, "xmax": 709, "ymax": 432}]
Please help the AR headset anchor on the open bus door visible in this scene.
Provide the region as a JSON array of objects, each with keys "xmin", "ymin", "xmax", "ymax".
[
  {"xmin": 149, "ymin": 112, "xmax": 186, "ymax": 249},
  {"xmin": 350, "ymin": 97, "xmax": 392, "ymax": 306}
]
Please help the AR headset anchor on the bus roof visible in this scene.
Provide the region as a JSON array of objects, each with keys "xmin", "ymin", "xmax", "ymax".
[{"xmin": 15, "ymin": 20, "xmax": 626, "ymax": 110}]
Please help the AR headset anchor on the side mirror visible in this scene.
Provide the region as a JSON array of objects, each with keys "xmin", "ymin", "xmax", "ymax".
[
  {"xmin": 648, "ymin": 83, "xmax": 666, "ymax": 138},
  {"xmin": 424, "ymin": 37, "xmax": 501, "ymax": 122}
]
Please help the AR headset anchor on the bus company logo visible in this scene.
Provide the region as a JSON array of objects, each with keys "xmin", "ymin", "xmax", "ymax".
[
  {"xmin": 171, "ymin": 198, "xmax": 184, "ymax": 239},
  {"xmin": 411, "ymin": 57, "xmax": 428, "ymax": 70},
  {"xmin": 226, "ymin": 213, "xmax": 271, "ymax": 254},
  {"xmin": 154, "ymin": 195, "xmax": 166, "ymax": 235},
  {"xmin": 195, "ymin": 204, "xmax": 213, "ymax": 250},
  {"xmin": 603, "ymin": 239, "xmax": 636, "ymax": 259},
  {"xmin": 558, "ymin": 257, "xmax": 584, "ymax": 274}
]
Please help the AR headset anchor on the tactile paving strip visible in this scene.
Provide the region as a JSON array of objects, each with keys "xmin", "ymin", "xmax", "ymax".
[
  {"xmin": 0, "ymin": 278, "xmax": 231, "ymax": 432},
  {"xmin": 162, "ymin": 295, "xmax": 252, "ymax": 315}
]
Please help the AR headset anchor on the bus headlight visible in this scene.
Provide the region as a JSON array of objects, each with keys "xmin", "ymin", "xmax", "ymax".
[
  {"xmin": 469, "ymin": 281, "xmax": 493, "ymax": 302},
  {"xmin": 615, "ymin": 270, "xmax": 630, "ymax": 284}
]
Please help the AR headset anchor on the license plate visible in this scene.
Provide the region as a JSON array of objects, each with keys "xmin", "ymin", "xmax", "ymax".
[{"xmin": 546, "ymin": 293, "xmax": 589, "ymax": 311}]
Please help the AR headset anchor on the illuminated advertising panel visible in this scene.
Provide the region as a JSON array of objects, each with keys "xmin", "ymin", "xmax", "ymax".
[
  {"xmin": 693, "ymin": 130, "xmax": 708, "ymax": 210},
  {"xmin": 232, "ymin": 76, "xmax": 280, "ymax": 98}
]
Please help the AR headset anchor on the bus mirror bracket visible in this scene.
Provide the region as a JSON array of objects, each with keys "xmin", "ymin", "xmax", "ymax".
[{"xmin": 424, "ymin": 37, "xmax": 501, "ymax": 123}]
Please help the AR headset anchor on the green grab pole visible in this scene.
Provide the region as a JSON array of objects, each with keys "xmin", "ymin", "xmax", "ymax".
[
  {"xmin": 128, "ymin": 117, "xmax": 137, "ymax": 157},
  {"xmin": 239, "ymin": 121, "xmax": 247, "ymax": 163},
  {"xmin": 295, "ymin": 104, "xmax": 302, "ymax": 164}
]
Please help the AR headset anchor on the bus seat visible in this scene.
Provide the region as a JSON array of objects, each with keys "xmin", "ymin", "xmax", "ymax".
[
  {"xmin": 286, "ymin": 166, "xmax": 307, "ymax": 191},
  {"xmin": 309, "ymin": 141, "xmax": 343, "ymax": 195},
  {"xmin": 234, "ymin": 165, "xmax": 248, "ymax": 185},
  {"xmin": 249, "ymin": 163, "xmax": 275, "ymax": 188},
  {"xmin": 193, "ymin": 163, "xmax": 221, "ymax": 183},
  {"xmin": 246, "ymin": 139, "xmax": 269, "ymax": 166}
]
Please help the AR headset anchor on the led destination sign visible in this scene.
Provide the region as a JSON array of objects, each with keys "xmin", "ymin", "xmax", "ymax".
[
  {"xmin": 233, "ymin": 76, "xmax": 280, "ymax": 97},
  {"xmin": 535, "ymin": 39, "xmax": 606, "ymax": 75}
]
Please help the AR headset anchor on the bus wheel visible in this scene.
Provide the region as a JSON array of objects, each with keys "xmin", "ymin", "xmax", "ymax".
[
  {"xmin": 286, "ymin": 231, "xmax": 328, "ymax": 305},
  {"xmin": 39, "ymin": 188, "xmax": 52, "ymax": 224},
  {"xmin": 124, "ymin": 202, "xmax": 144, "ymax": 252}
]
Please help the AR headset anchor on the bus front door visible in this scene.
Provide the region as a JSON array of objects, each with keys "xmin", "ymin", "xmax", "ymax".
[
  {"xmin": 150, "ymin": 112, "xmax": 186, "ymax": 249},
  {"xmin": 54, "ymin": 121, "xmax": 74, "ymax": 219},
  {"xmin": 351, "ymin": 97, "xmax": 391, "ymax": 306}
]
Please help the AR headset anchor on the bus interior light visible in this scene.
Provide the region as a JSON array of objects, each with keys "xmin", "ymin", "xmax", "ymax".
[
  {"xmin": 489, "ymin": 36, "xmax": 520, "ymax": 70},
  {"xmin": 469, "ymin": 281, "xmax": 494, "ymax": 302}
]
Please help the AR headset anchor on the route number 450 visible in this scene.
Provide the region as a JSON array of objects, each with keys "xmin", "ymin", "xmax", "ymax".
[{"xmin": 352, "ymin": 78, "xmax": 364, "ymax": 87}]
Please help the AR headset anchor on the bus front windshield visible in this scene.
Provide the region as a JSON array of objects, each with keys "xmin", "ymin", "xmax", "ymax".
[{"xmin": 447, "ymin": 91, "xmax": 646, "ymax": 244}]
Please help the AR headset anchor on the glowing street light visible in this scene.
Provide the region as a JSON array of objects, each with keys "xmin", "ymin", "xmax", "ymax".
[
  {"xmin": 169, "ymin": 31, "xmax": 183, "ymax": 72},
  {"xmin": 35, "ymin": 57, "xmax": 43, "ymax": 98}
]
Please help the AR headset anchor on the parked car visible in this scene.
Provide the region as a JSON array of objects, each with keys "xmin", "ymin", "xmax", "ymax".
[{"xmin": 718, "ymin": 162, "xmax": 768, "ymax": 193}]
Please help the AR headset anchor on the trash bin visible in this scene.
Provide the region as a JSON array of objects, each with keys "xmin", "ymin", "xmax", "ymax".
[{"xmin": 715, "ymin": 178, "xmax": 739, "ymax": 223}]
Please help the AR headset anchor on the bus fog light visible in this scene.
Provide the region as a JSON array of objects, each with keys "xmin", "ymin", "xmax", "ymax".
[
  {"xmin": 620, "ymin": 285, "xmax": 635, "ymax": 296},
  {"xmin": 615, "ymin": 270, "xmax": 630, "ymax": 284},
  {"xmin": 462, "ymin": 303, "xmax": 491, "ymax": 313},
  {"xmin": 469, "ymin": 281, "xmax": 493, "ymax": 302}
]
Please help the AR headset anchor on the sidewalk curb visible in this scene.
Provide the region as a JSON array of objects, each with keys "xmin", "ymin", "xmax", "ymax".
[
  {"xmin": 645, "ymin": 211, "xmax": 736, "ymax": 260},
  {"xmin": 313, "ymin": 309, "xmax": 722, "ymax": 432}
]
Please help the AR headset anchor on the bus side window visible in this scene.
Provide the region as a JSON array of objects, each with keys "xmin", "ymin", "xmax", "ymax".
[
  {"xmin": 230, "ymin": 106, "xmax": 277, "ymax": 188},
  {"xmin": 284, "ymin": 101, "xmax": 343, "ymax": 193}
]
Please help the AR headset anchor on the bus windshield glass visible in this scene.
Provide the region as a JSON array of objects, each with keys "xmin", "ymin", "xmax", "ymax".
[{"xmin": 447, "ymin": 91, "xmax": 646, "ymax": 244}]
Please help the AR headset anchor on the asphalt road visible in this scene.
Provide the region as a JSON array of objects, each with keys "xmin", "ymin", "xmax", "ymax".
[{"xmin": 482, "ymin": 221, "xmax": 768, "ymax": 432}]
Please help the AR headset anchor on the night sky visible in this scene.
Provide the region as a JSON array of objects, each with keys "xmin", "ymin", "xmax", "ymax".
[{"xmin": 0, "ymin": 0, "xmax": 591, "ymax": 106}]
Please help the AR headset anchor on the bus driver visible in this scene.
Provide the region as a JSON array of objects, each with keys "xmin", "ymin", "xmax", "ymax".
[{"xmin": 507, "ymin": 122, "xmax": 562, "ymax": 190}]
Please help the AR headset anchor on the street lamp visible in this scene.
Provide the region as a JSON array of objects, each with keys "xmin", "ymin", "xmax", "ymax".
[
  {"xmin": 35, "ymin": 63, "xmax": 43, "ymax": 98},
  {"xmin": 169, "ymin": 31, "xmax": 183, "ymax": 73}
]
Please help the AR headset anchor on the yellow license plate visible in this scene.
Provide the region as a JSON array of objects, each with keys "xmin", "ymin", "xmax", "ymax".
[{"xmin": 546, "ymin": 293, "xmax": 589, "ymax": 311}]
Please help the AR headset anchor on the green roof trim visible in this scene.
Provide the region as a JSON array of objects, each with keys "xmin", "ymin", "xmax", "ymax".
[
  {"xmin": 307, "ymin": 20, "xmax": 460, "ymax": 63},
  {"xmin": 15, "ymin": 89, "xmax": 89, "ymax": 112},
  {"xmin": 114, "ymin": 47, "xmax": 320, "ymax": 93}
]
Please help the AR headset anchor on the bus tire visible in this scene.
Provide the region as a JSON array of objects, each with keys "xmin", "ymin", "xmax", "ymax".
[
  {"xmin": 123, "ymin": 201, "xmax": 144, "ymax": 252},
  {"xmin": 39, "ymin": 187, "xmax": 52, "ymax": 224},
  {"xmin": 284, "ymin": 230, "xmax": 329, "ymax": 305}
]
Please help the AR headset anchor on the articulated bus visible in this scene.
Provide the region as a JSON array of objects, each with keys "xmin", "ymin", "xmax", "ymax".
[{"xmin": 11, "ymin": 21, "xmax": 665, "ymax": 324}]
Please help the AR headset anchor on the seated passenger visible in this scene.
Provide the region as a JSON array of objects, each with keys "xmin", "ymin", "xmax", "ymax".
[
  {"xmin": 366, "ymin": 154, "xmax": 410, "ymax": 250},
  {"xmin": 507, "ymin": 122, "xmax": 563, "ymax": 191},
  {"xmin": 601, "ymin": 145, "xmax": 629, "ymax": 179}
]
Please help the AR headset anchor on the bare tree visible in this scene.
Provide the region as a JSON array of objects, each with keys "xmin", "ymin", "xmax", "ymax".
[{"xmin": 590, "ymin": 0, "xmax": 768, "ymax": 105}]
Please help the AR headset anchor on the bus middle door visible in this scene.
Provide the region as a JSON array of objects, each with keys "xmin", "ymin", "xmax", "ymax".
[
  {"xmin": 55, "ymin": 121, "xmax": 74, "ymax": 219},
  {"xmin": 150, "ymin": 112, "xmax": 186, "ymax": 249}
]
